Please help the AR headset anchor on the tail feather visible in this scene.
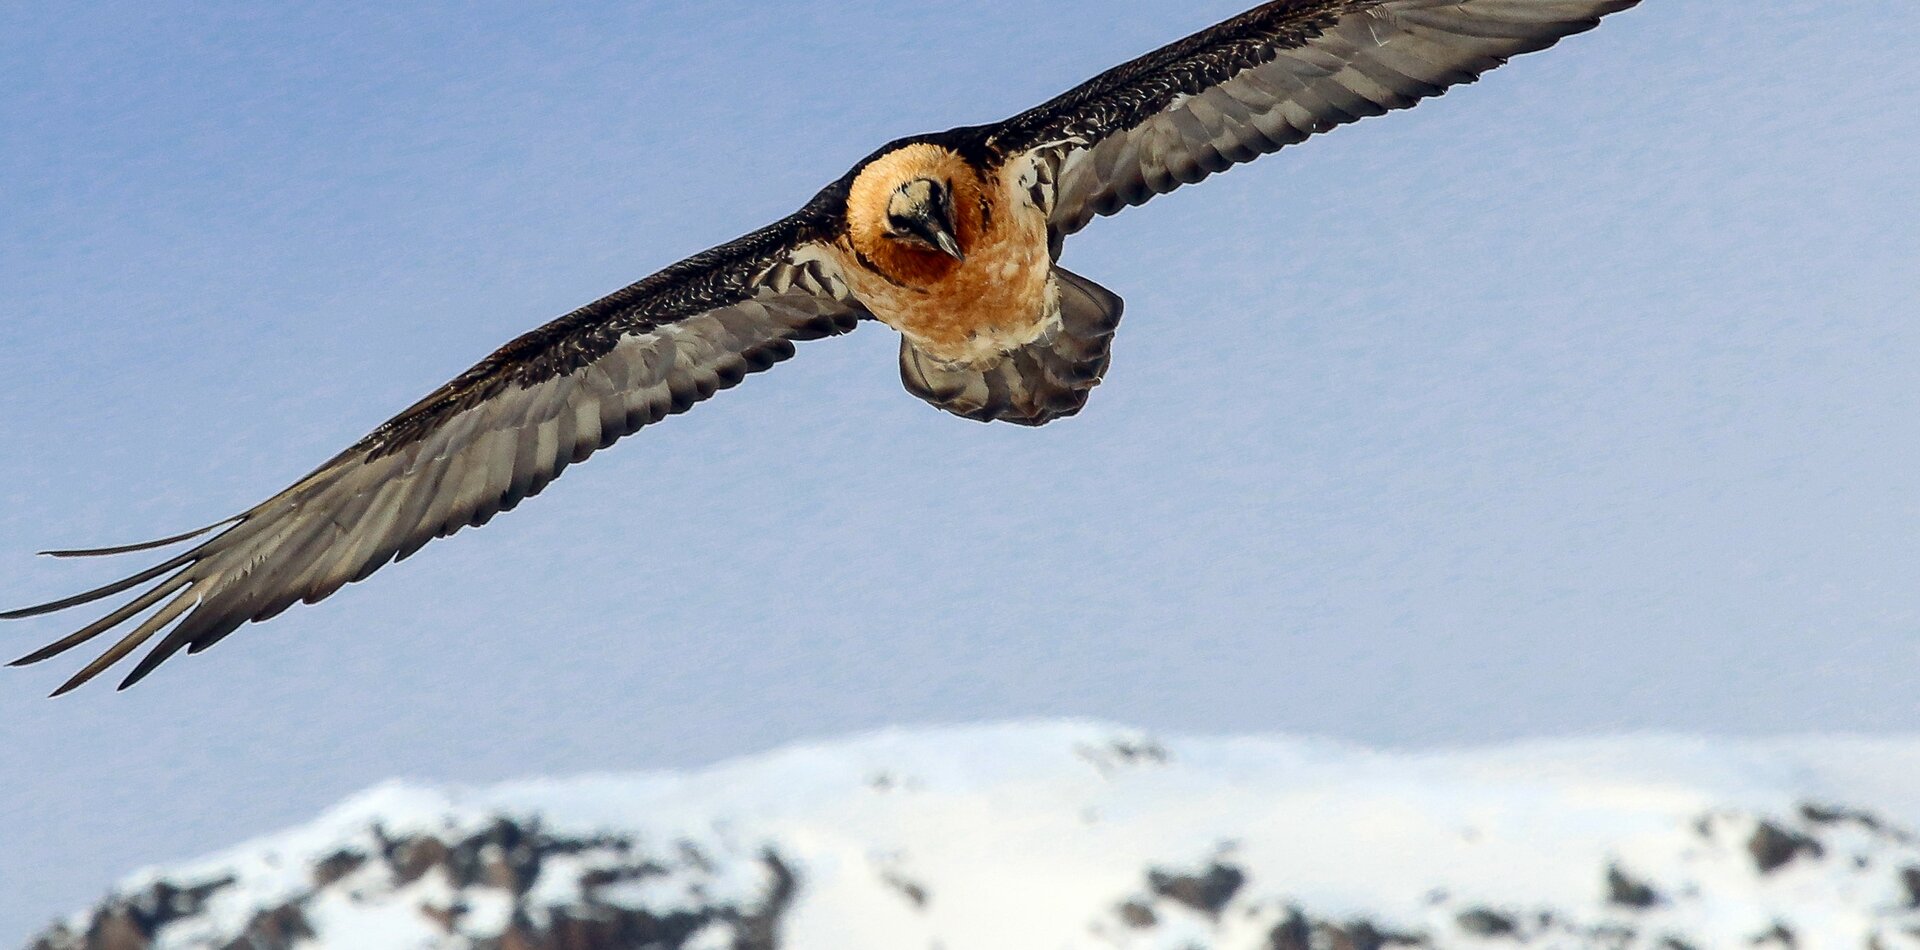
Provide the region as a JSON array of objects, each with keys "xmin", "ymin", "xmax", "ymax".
[{"xmin": 899, "ymin": 265, "xmax": 1124, "ymax": 426}]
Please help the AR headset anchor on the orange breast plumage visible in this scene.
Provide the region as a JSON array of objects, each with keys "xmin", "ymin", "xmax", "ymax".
[{"xmin": 836, "ymin": 145, "xmax": 1058, "ymax": 367}]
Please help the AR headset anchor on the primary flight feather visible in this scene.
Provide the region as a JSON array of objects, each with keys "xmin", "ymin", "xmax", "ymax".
[{"xmin": 6, "ymin": 0, "xmax": 1641, "ymax": 694}]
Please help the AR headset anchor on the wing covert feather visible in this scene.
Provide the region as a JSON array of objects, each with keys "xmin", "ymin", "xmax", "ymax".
[{"xmin": 988, "ymin": 0, "xmax": 1641, "ymax": 238}]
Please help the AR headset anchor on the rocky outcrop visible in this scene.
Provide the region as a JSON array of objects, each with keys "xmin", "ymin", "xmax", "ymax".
[
  {"xmin": 1090, "ymin": 803, "xmax": 1920, "ymax": 949},
  {"xmin": 23, "ymin": 725, "xmax": 1920, "ymax": 949},
  {"xmin": 30, "ymin": 819, "xmax": 795, "ymax": 950}
]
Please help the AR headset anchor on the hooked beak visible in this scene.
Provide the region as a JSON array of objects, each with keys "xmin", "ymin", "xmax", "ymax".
[
  {"xmin": 926, "ymin": 224, "xmax": 966, "ymax": 262},
  {"xmin": 902, "ymin": 206, "xmax": 966, "ymax": 262}
]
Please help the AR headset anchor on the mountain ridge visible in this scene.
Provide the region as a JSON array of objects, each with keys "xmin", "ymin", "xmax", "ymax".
[{"xmin": 27, "ymin": 721, "xmax": 1920, "ymax": 949}]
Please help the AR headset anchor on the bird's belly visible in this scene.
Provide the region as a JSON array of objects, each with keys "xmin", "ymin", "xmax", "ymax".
[{"xmin": 843, "ymin": 220, "xmax": 1057, "ymax": 367}]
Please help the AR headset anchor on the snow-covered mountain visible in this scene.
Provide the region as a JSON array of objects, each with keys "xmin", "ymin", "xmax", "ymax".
[{"xmin": 26, "ymin": 722, "xmax": 1920, "ymax": 950}]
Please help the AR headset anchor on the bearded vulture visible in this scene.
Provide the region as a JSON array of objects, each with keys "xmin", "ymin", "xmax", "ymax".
[{"xmin": 6, "ymin": 0, "xmax": 1641, "ymax": 694}]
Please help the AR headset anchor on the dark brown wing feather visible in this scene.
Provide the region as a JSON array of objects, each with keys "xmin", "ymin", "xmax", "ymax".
[
  {"xmin": 986, "ymin": 0, "xmax": 1641, "ymax": 239},
  {"xmin": 5, "ymin": 216, "xmax": 861, "ymax": 695}
]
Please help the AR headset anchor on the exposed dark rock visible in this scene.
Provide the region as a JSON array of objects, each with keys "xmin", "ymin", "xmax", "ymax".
[
  {"xmin": 419, "ymin": 899, "xmax": 463, "ymax": 934},
  {"xmin": 1118, "ymin": 901, "xmax": 1158, "ymax": 929},
  {"xmin": 1267, "ymin": 908, "xmax": 1311, "ymax": 950},
  {"xmin": 386, "ymin": 834, "xmax": 450, "ymax": 885},
  {"xmin": 487, "ymin": 904, "xmax": 716, "ymax": 950},
  {"xmin": 882, "ymin": 871, "xmax": 930, "ymax": 911},
  {"xmin": 1457, "ymin": 907, "xmax": 1518, "ymax": 938},
  {"xmin": 1800, "ymin": 803, "xmax": 1887, "ymax": 834},
  {"xmin": 1606, "ymin": 865, "xmax": 1663, "ymax": 909},
  {"xmin": 1258, "ymin": 906, "xmax": 1431, "ymax": 950},
  {"xmin": 677, "ymin": 840, "xmax": 715, "ymax": 874},
  {"xmin": 578, "ymin": 861, "xmax": 669, "ymax": 890},
  {"xmin": 33, "ymin": 822, "xmax": 801, "ymax": 950},
  {"xmin": 27, "ymin": 923, "xmax": 83, "ymax": 950},
  {"xmin": 1108, "ymin": 739, "xmax": 1170, "ymax": 766},
  {"xmin": 1147, "ymin": 863, "xmax": 1247, "ymax": 916},
  {"xmin": 218, "ymin": 903, "xmax": 313, "ymax": 950},
  {"xmin": 1319, "ymin": 919, "xmax": 1428, "ymax": 950},
  {"xmin": 57, "ymin": 876, "xmax": 240, "ymax": 950},
  {"xmin": 732, "ymin": 850, "xmax": 798, "ymax": 950},
  {"xmin": 1751, "ymin": 921, "xmax": 1798, "ymax": 947},
  {"xmin": 82, "ymin": 913, "xmax": 146, "ymax": 950},
  {"xmin": 1900, "ymin": 866, "xmax": 1920, "ymax": 908},
  {"xmin": 376, "ymin": 818, "xmax": 639, "ymax": 898},
  {"xmin": 442, "ymin": 819, "xmax": 544, "ymax": 893},
  {"xmin": 468, "ymin": 846, "xmax": 796, "ymax": 950},
  {"xmin": 1077, "ymin": 738, "xmax": 1172, "ymax": 774},
  {"xmin": 1749, "ymin": 822, "xmax": 1824, "ymax": 875},
  {"xmin": 1585, "ymin": 923, "xmax": 1638, "ymax": 947},
  {"xmin": 312, "ymin": 849, "xmax": 367, "ymax": 888}
]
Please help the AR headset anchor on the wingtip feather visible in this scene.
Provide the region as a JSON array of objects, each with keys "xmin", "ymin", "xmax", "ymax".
[
  {"xmin": 34, "ymin": 518, "xmax": 239, "ymax": 560},
  {"xmin": 43, "ymin": 595, "xmax": 197, "ymax": 696},
  {"xmin": 1, "ymin": 555, "xmax": 195, "ymax": 620},
  {"xmin": 116, "ymin": 663, "xmax": 165, "ymax": 691},
  {"xmin": 118, "ymin": 638, "xmax": 192, "ymax": 691}
]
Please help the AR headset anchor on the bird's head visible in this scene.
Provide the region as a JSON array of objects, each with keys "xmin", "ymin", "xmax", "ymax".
[
  {"xmin": 845, "ymin": 143, "xmax": 981, "ymax": 283},
  {"xmin": 884, "ymin": 177, "xmax": 965, "ymax": 262}
]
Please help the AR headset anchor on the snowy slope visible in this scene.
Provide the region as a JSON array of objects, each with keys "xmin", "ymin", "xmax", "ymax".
[{"xmin": 26, "ymin": 722, "xmax": 1920, "ymax": 950}]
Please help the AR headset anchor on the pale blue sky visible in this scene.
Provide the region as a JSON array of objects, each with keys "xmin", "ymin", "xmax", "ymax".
[{"xmin": 2, "ymin": 1, "xmax": 1917, "ymax": 941}]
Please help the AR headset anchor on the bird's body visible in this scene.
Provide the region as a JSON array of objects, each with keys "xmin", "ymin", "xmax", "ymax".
[
  {"xmin": 6, "ymin": 0, "xmax": 1642, "ymax": 694},
  {"xmin": 834, "ymin": 144, "xmax": 1059, "ymax": 367}
]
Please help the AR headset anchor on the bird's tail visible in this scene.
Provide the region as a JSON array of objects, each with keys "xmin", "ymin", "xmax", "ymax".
[{"xmin": 899, "ymin": 265, "xmax": 1123, "ymax": 426}]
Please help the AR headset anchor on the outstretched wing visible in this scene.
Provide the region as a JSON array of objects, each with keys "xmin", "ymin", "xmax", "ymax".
[
  {"xmin": 5, "ymin": 219, "xmax": 861, "ymax": 695},
  {"xmin": 988, "ymin": 0, "xmax": 1640, "ymax": 240}
]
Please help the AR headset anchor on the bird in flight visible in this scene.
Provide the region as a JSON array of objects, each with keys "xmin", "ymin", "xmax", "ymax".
[{"xmin": 7, "ymin": 0, "xmax": 1640, "ymax": 694}]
